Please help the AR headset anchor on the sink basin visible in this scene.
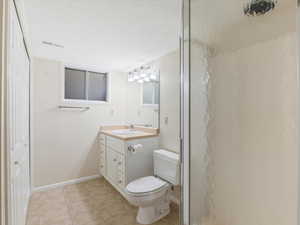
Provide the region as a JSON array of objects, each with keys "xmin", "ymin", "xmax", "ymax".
[{"xmin": 111, "ymin": 129, "xmax": 146, "ymax": 135}]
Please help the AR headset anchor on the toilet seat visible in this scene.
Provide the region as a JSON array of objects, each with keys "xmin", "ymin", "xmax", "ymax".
[{"xmin": 126, "ymin": 176, "xmax": 168, "ymax": 196}]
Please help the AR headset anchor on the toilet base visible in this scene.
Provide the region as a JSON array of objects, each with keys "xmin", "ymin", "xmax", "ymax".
[{"xmin": 136, "ymin": 199, "xmax": 170, "ymax": 224}]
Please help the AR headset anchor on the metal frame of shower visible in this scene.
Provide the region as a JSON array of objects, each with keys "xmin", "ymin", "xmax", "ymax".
[{"xmin": 180, "ymin": 0, "xmax": 190, "ymax": 225}]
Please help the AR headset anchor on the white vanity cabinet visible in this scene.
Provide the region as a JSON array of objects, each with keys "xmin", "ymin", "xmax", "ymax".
[{"xmin": 98, "ymin": 133, "xmax": 159, "ymax": 196}]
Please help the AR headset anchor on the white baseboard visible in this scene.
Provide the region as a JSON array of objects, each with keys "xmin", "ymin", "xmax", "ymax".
[{"xmin": 33, "ymin": 174, "xmax": 101, "ymax": 193}]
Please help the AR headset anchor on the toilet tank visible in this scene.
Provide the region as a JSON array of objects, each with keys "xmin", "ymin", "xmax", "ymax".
[{"xmin": 153, "ymin": 149, "xmax": 180, "ymax": 185}]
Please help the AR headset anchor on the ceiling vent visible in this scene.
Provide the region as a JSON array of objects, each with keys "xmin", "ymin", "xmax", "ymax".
[{"xmin": 42, "ymin": 41, "xmax": 64, "ymax": 48}]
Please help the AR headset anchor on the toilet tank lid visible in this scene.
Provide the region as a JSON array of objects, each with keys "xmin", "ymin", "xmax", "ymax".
[{"xmin": 154, "ymin": 149, "xmax": 179, "ymax": 162}]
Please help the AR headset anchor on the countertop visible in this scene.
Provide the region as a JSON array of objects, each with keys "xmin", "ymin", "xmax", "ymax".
[{"xmin": 99, "ymin": 125, "xmax": 159, "ymax": 141}]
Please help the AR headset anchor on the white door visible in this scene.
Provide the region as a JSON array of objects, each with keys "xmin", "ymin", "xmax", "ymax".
[{"xmin": 8, "ymin": 3, "xmax": 30, "ymax": 225}]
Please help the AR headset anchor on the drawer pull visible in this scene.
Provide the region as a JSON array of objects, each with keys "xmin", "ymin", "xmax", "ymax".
[
  {"xmin": 113, "ymin": 158, "xmax": 117, "ymax": 162},
  {"xmin": 118, "ymin": 180, "xmax": 122, "ymax": 184},
  {"xmin": 118, "ymin": 162, "xmax": 122, "ymax": 165},
  {"xmin": 100, "ymin": 165, "xmax": 104, "ymax": 168}
]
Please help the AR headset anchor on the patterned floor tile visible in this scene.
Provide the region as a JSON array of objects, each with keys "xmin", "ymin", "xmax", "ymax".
[{"xmin": 26, "ymin": 178, "xmax": 179, "ymax": 225}]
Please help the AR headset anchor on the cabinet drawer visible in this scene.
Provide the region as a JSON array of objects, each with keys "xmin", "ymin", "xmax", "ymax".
[
  {"xmin": 99, "ymin": 134, "xmax": 106, "ymax": 145},
  {"xmin": 106, "ymin": 136, "xmax": 124, "ymax": 154}
]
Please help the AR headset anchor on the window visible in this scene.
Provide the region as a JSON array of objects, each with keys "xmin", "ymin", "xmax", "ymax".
[
  {"xmin": 64, "ymin": 68, "xmax": 108, "ymax": 102},
  {"xmin": 142, "ymin": 82, "xmax": 159, "ymax": 105}
]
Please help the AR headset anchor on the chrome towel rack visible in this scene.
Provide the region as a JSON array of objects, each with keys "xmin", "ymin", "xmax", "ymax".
[{"xmin": 58, "ymin": 105, "xmax": 90, "ymax": 111}]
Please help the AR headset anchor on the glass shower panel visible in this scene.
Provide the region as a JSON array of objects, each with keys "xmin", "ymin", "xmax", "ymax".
[{"xmin": 186, "ymin": 0, "xmax": 298, "ymax": 225}]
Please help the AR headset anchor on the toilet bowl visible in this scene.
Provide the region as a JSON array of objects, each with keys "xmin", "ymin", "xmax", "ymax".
[
  {"xmin": 125, "ymin": 150, "xmax": 180, "ymax": 224},
  {"xmin": 126, "ymin": 176, "xmax": 171, "ymax": 224}
]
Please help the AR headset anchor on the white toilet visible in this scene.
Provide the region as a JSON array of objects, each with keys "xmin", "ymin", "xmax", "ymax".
[{"xmin": 125, "ymin": 149, "xmax": 179, "ymax": 224}]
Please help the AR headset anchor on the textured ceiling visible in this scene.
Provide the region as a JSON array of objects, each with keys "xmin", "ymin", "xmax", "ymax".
[
  {"xmin": 25, "ymin": 0, "xmax": 181, "ymax": 72},
  {"xmin": 190, "ymin": 0, "xmax": 296, "ymax": 52},
  {"xmin": 25, "ymin": 0, "xmax": 296, "ymax": 72}
]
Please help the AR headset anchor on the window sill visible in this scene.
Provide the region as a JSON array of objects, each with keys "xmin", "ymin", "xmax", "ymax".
[{"xmin": 62, "ymin": 99, "xmax": 110, "ymax": 105}]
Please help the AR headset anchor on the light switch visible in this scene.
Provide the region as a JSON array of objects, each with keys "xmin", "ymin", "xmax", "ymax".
[
  {"xmin": 164, "ymin": 116, "xmax": 168, "ymax": 125},
  {"xmin": 110, "ymin": 109, "xmax": 114, "ymax": 116}
]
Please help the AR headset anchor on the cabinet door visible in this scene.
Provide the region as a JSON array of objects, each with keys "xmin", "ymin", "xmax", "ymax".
[
  {"xmin": 107, "ymin": 148, "xmax": 117, "ymax": 183},
  {"xmin": 115, "ymin": 153, "xmax": 125, "ymax": 187}
]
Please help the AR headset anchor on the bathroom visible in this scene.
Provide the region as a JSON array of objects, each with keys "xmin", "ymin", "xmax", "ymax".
[
  {"xmin": 1, "ymin": 0, "xmax": 300, "ymax": 225},
  {"xmin": 15, "ymin": 0, "xmax": 182, "ymax": 225}
]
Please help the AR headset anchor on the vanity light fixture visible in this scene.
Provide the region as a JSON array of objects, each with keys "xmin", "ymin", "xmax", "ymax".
[{"xmin": 128, "ymin": 65, "xmax": 158, "ymax": 83}]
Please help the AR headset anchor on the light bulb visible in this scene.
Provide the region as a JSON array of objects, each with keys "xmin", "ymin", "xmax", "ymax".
[
  {"xmin": 150, "ymin": 74, "xmax": 156, "ymax": 80},
  {"xmin": 144, "ymin": 77, "xmax": 150, "ymax": 82},
  {"xmin": 138, "ymin": 79, "xmax": 144, "ymax": 84},
  {"xmin": 128, "ymin": 72, "xmax": 133, "ymax": 82},
  {"xmin": 133, "ymin": 70, "xmax": 139, "ymax": 80},
  {"xmin": 139, "ymin": 66, "xmax": 146, "ymax": 77}
]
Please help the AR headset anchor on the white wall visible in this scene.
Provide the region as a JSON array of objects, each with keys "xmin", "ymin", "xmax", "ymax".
[
  {"xmin": 31, "ymin": 52, "xmax": 181, "ymax": 187},
  {"xmin": 158, "ymin": 51, "xmax": 180, "ymax": 153},
  {"xmin": 31, "ymin": 57, "xmax": 127, "ymax": 187},
  {"xmin": 209, "ymin": 32, "xmax": 299, "ymax": 225},
  {"xmin": 125, "ymin": 51, "xmax": 180, "ymax": 153}
]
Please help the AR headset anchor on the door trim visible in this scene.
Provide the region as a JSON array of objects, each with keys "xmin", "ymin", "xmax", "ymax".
[
  {"xmin": 180, "ymin": 0, "xmax": 190, "ymax": 224},
  {"xmin": 0, "ymin": 0, "xmax": 9, "ymax": 224},
  {"xmin": 4, "ymin": 1, "xmax": 31, "ymax": 225}
]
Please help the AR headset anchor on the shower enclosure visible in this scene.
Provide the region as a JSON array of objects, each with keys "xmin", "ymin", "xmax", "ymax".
[{"xmin": 181, "ymin": 0, "xmax": 299, "ymax": 225}]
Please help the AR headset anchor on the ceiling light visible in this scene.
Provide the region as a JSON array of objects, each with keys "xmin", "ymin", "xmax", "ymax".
[
  {"xmin": 128, "ymin": 72, "xmax": 134, "ymax": 82},
  {"xmin": 128, "ymin": 65, "xmax": 158, "ymax": 84},
  {"xmin": 150, "ymin": 74, "xmax": 156, "ymax": 80}
]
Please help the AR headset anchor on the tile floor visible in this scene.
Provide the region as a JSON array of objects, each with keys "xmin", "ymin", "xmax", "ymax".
[{"xmin": 26, "ymin": 178, "xmax": 179, "ymax": 225}]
